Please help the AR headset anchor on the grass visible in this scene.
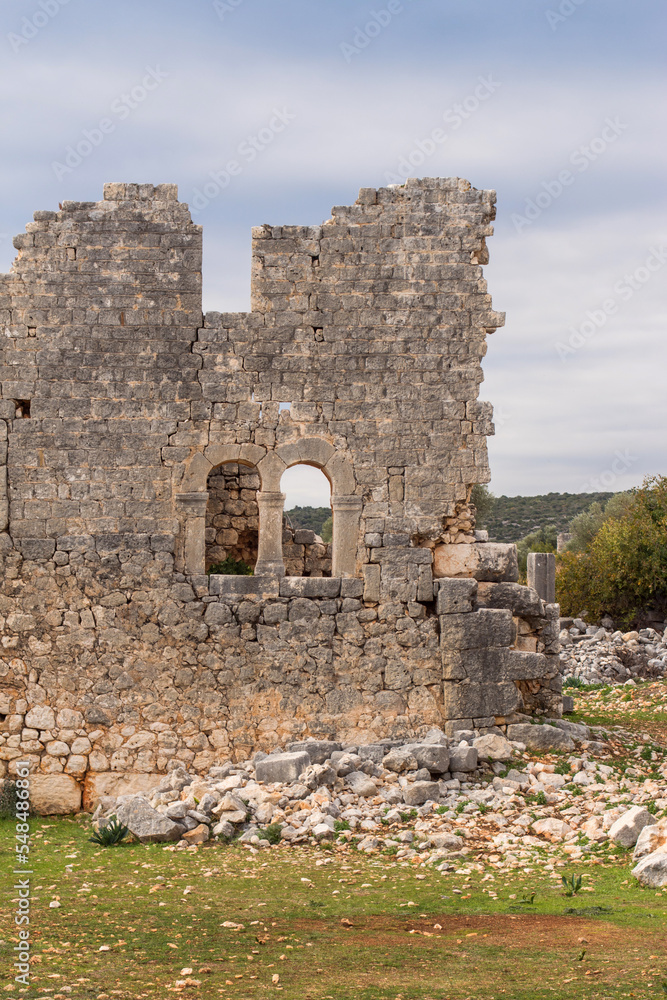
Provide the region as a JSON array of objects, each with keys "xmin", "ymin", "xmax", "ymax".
[{"xmin": 2, "ymin": 814, "xmax": 667, "ymax": 999}]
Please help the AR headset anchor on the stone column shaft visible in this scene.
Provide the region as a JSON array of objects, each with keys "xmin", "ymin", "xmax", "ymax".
[
  {"xmin": 331, "ymin": 494, "xmax": 362, "ymax": 578},
  {"xmin": 255, "ymin": 491, "xmax": 286, "ymax": 577}
]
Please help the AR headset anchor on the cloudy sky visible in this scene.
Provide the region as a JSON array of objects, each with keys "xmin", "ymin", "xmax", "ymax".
[{"xmin": 1, "ymin": 0, "xmax": 664, "ymax": 508}]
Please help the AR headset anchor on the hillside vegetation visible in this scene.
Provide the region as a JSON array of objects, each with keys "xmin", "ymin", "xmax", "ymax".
[{"xmin": 483, "ymin": 491, "xmax": 615, "ymax": 542}]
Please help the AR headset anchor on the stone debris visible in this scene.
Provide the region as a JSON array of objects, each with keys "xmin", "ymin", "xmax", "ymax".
[
  {"xmin": 560, "ymin": 620, "xmax": 667, "ymax": 686},
  {"xmin": 89, "ymin": 721, "xmax": 667, "ymax": 888}
]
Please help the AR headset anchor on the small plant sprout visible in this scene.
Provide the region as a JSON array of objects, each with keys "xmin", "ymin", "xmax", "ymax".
[
  {"xmin": 562, "ymin": 874, "xmax": 583, "ymax": 897},
  {"xmin": 89, "ymin": 816, "xmax": 130, "ymax": 847}
]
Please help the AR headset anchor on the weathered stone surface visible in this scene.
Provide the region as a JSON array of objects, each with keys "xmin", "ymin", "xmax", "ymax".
[
  {"xmin": 472, "ymin": 734, "xmax": 513, "ymax": 762},
  {"xmin": 403, "ymin": 781, "xmax": 440, "ymax": 806},
  {"xmin": 182, "ymin": 823, "xmax": 209, "ymax": 845},
  {"xmin": 25, "ymin": 705, "xmax": 56, "ymax": 730},
  {"xmin": 287, "ymin": 740, "xmax": 342, "ymax": 764},
  {"xmin": 82, "ymin": 772, "xmax": 164, "ymax": 812},
  {"xmin": 255, "ymin": 752, "xmax": 311, "ymax": 784},
  {"xmin": 115, "ymin": 799, "xmax": 183, "ymax": 843},
  {"xmin": 404, "ymin": 744, "xmax": 450, "ymax": 774},
  {"xmin": 531, "ymin": 817, "xmax": 573, "ymax": 840},
  {"xmin": 608, "ymin": 806, "xmax": 653, "ymax": 848},
  {"xmin": 506, "ymin": 724, "xmax": 574, "ymax": 752},
  {"xmin": 433, "ymin": 543, "xmax": 519, "ymax": 583},
  {"xmin": 29, "ymin": 774, "xmax": 81, "ymax": 815},
  {"xmin": 632, "ymin": 852, "xmax": 667, "ymax": 888},
  {"xmin": 633, "ymin": 818, "xmax": 667, "ymax": 860},
  {"xmin": 346, "ymin": 771, "xmax": 377, "ymax": 797},
  {"xmin": 448, "ymin": 746, "xmax": 478, "ymax": 772}
]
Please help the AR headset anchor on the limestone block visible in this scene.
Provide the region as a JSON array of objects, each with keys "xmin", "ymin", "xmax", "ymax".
[
  {"xmin": 471, "ymin": 734, "xmax": 513, "ymax": 762},
  {"xmin": 287, "ymin": 740, "xmax": 342, "ymax": 764},
  {"xmin": 82, "ymin": 771, "xmax": 163, "ymax": 811},
  {"xmin": 56, "ymin": 709, "xmax": 84, "ymax": 729},
  {"xmin": 448, "ymin": 746, "xmax": 478, "ymax": 772},
  {"xmin": 608, "ymin": 806, "xmax": 653, "ymax": 848},
  {"xmin": 403, "ymin": 781, "xmax": 440, "ymax": 806},
  {"xmin": 279, "ymin": 578, "xmax": 341, "ymax": 598},
  {"xmin": 531, "ymin": 817, "xmax": 573, "ymax": 841},
  {"xmin": 255, "ymin": 751, "xmax": 310, "ymax": 784},
  {"xmin": 183, "ymin": 823, "xmax": 209, "ymax": 845},
  {"xmin": 444, "ymin": 680, "xmax": 521, "ymax": 720},
  {"xmin": 65, "ymin": 755, "xmax": 88, "ymax": 776},
  {"xmin": 633, "ymin": 818, "xmax": 667, "ymax": 860},
  {"xmin": 115, "ymin": 798, "xmax": 183, "ymax": 843},
  {"xmin": 632, "ymin": 852, "xmax": 667, "ymax": 887},
  {"xmin": 433, "ymin": 543, "xmax": 519, "ymax": 582},
  {"xmin": 506, "ymin": 724, "xmax": 574, "ymax": 752},
  {"xmin": 382, "ymin": 747, "xmax": 418, "ymax": 773},
  {"xmin": 475, "ymin": 581, "xmax": 543, "ymax": 618},
  {"xmin": 25, "ymin": 705, "xmax": 55, "ymax": 730},
  {"xmin": 403, "ymin": 743, "xmax": 450, "ymax": 774},
  {"xmin": 30, "ymin": 774, "xmax": 81, "ymax": 815},
  {"xmin": 439, "ymin": 609, "xmax": 514, "ymax": 650},
  {"xmin": 435, "ymin": 578, "xmax": 478, "ymax": 615},
  {"xmin": 345, "ymin": 771, "xmax": 377, "ymax": 797}
]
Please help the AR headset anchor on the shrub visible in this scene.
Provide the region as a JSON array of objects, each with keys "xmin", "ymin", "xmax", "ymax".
[
  {"xmin": 470, "ymin": 484, "xmax": 495, "ymax": 530},
  {"xmin": 208, "ymin": 556, "xmax": 253, "ymax": 576},
  {"xmin": 89, "ymin": 816, "xmax": 130, "ymax": 847},
  {"xmin": 258, "ymin": 823, "xmax": 283, "ymax": 845},
  {"xmin": 557, "ymin": 476, "xmax": 667, "ymax": 627}
]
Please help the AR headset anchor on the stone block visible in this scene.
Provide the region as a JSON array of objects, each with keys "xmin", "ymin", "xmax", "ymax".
[
  {"xmin": 403, "ymin": 743, "xmax": 450, "ymax": 774},
  {"xmin": 435, "ymin": 578, "xmax": 478, "ymax": 615},
  {"xmin": 29, "ymin": 774, "xmax": 81, "ymax": 815},
  {"xmin": 82, "ymin": 771, "xmax": 164, "ymax": 812},
  {"xmin": 632, "ymin": 852, "xmax": 667, "ymax": 887},
  {"xmin": 527, "ymin": 552, "xmax": 556, "ymax": 603},
  {"xmin": 471, "ymin": 734, "xmax": 513, "ymax": 762},
  {"xmin": 255, "ymin": 751, "xmax": 311, "ymax": 784},
  {"xmin": 341, "ymin": 578, "xmax": 364, "ymax": 598},
  {"xmin": 362, "ymin": 564, "xmax": 381, "ymax": 603},
  {"xmin": 443, "ymin": 680, "xmax": 521, "ymax": 720},
  {"xmin": 608, "ymin": 806, "xmax": 653, "ymax": 848},
  {"xmin": 439, "ymin": 609, "xmax": 514, "ymax": 650},
  {"xmin": 287, "ymin": 740, "xmax": 342, "ymax": 764},
  {"xmin": 279, "ymin": 578, "xmax": 341, "ymax": 598},
  {"xmin": 209, "ymin": 575, "xmax": 280, "ymax": 597},
  {"xmin": 403, "ymin": 781, "xmax": 440, "ymax": 806},
  {"xmin": 475, "ymin": 581, "xmax": 543, "ymax": 617},
  {"xmin": 633, "ymin": 818, "xmax": 667, "ymax": 860},
  {"xmin": 447, "ymin": 746, "xmax": 478, "ymax": 772},
  {"xmin": 345, "ymin": 771, "xmax": 377, "ymax": 797},
  {"xmin": 115, "ymin": 798, "xmax": 183, "ymax": 843},
  {"xmin": 18, "ymin": 538, "xmax": 56, "ymax": 561},
  {"xmin": 433, "ymin": 542, "xmax": 519, "ymax": 583},
  {"xmin": 25, "ymin": 705, "xmax": 55, "ymax": 730},
  {"xmin": 506, "ymin": 724, "xmax": 574, "ymax": 752}
]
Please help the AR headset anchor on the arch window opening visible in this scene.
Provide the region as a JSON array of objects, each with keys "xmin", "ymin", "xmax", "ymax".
[
  {"xmin": 205, "ymin": 462, "xmax": 259, "ymax": 574},
  {"xmin": 281, "ymin": 464, "xmax": 332, "ymax": 577}
]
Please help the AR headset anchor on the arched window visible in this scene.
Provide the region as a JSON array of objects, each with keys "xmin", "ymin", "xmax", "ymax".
[
  {"xmin": 280, "ymin": 464, "xmax": 332, "ymax": 577},
  {"xmin": 205, "ymin": 462, "xmax": 260, "ymax": 573}
]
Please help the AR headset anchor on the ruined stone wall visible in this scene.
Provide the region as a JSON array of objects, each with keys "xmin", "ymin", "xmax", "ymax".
[{"xmin": 0, "ymin": 179, "xmax": 560, "ymax": 809}]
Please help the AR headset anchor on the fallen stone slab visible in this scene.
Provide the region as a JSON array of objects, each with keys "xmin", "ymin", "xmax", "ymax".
[
  {"xmin": 115, "ymin": 798, "xmax": 183, "ymax": 843},
  {"xmin": 472, "ymin": 734, "xmax": 513, "ymax": 762},
  {"xmin": 506, "ymin": 724, "xmax": 575, "ymax": 752},
  {"xmin": 346, "ymin": 771, "xmax": 377, "ymax": 797},
  {"xmin": 609, "ymin": 805, "xmax": 653, "ymax": 848},
  {"xmin": 632, "ymin": 851, "xmax": 667, "ymax": 887},
  {"xmin": 404, "ymin": 743, "xmax": 450, "ymax": 774},
  {"xmin": 286, "ymin": 740, "xmax": 342, "ymax": 764},
  {"xmin": 255, "ymin": 751, "xmax": 311, "ymax": 784},
  {"xmin": 633, "ymin": 818, "xmax": 667, "ymax": 860},
  {"xmin": 403, "ymin": 781, "xmax": 440, "ymax": 806},
  {"xmin": 448, "ymin": 746, "xmax": 478, "ymax": 772}
]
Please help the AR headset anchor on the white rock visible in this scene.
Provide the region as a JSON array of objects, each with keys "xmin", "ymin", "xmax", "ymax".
[
  {"xmin": 608, "ymin": 806, "xmax": 653, "ymax": 847},
  {"xmin": 531, "ymin": 817, "xmax": 573, "ymax": 841},
  {"xmin": 472, "ymin": 734, "xmax": 513, "ymax": 762},
  {"xmin": 632, "ymin": 851, "xmax": 667, "ymax": 887},
  {"xmin": 633, "ymin": 818, "xmax": 667, "ymax": 860}
]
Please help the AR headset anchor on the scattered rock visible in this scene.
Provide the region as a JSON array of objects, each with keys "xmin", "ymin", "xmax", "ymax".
[
  {"xmin": 633, "ymin": 818, "xmax": 667, "ymax": 860},
  {"xmin": 255, "ymin": 752, "xmax": 311, "ymax": 784},
  {"xmin": 472, "ymin": 734, "xmax": 513, "ymax": 761},
  {"xmin": 609, "ymin": 806, "xmax": 653, "ymax": 848},
  {"xmin": 506, "ymin": 724, "xmax": 575, "ymax": 752},
  {"xmin": 632, "ymin": 851, "xmax": 667, "ymax": 888},
  {"xmin": 115, "ymin": 799, "xmax": 183, "ymax": 843}
]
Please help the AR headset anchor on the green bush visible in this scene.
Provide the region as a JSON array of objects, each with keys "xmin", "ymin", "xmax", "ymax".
[
  {"xmin": 89, "ymin": 816, "xmax": 130, "ymax": 847},
  {"xmin": 208, "ymin": 556, "xmax": 253, "ymax": 576},
  {"xmin": 0, "ymin": 780, "xmax": 19, "ymax": 819},
  {"xmin": 516, "ymin": 525, "xmax": 558, "ymax": 580},
  {"xmin": 470, "ymin": 484, "xmax": 495, "ymax": 529},
  {"xmin": 557, "ymin": 476, "xmax": 667, "ymax": 627},
  {"xmin": 320, "ymin": 516, "xmax": 333, "ymax": 543}
]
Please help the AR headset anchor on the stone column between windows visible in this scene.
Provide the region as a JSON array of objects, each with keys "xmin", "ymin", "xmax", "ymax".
[
  {"xmin": 331, "ymin": 494, "xmax": 362, "ymax": 578},
  {"xmin": 255, "ymin": 491, "xmax": 286, "ymax": 577},
  {"xmin": 175, "ymin": 492, "xmax": 209, "ymax": 576}
]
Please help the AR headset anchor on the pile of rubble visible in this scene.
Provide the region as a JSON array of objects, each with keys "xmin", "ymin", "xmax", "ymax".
[
  {"xmin": 93, "ymin": 722, "xmax": 667, "ymax": 886},
  {"xmin": 560, "ymin": 617, "xmax": 667, "ymax": 686}
]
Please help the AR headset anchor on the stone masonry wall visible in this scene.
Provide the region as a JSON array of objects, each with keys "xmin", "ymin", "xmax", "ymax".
[{"xmin": 0, "ymin": 179, "xmax": 560, "ymax": 811}]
